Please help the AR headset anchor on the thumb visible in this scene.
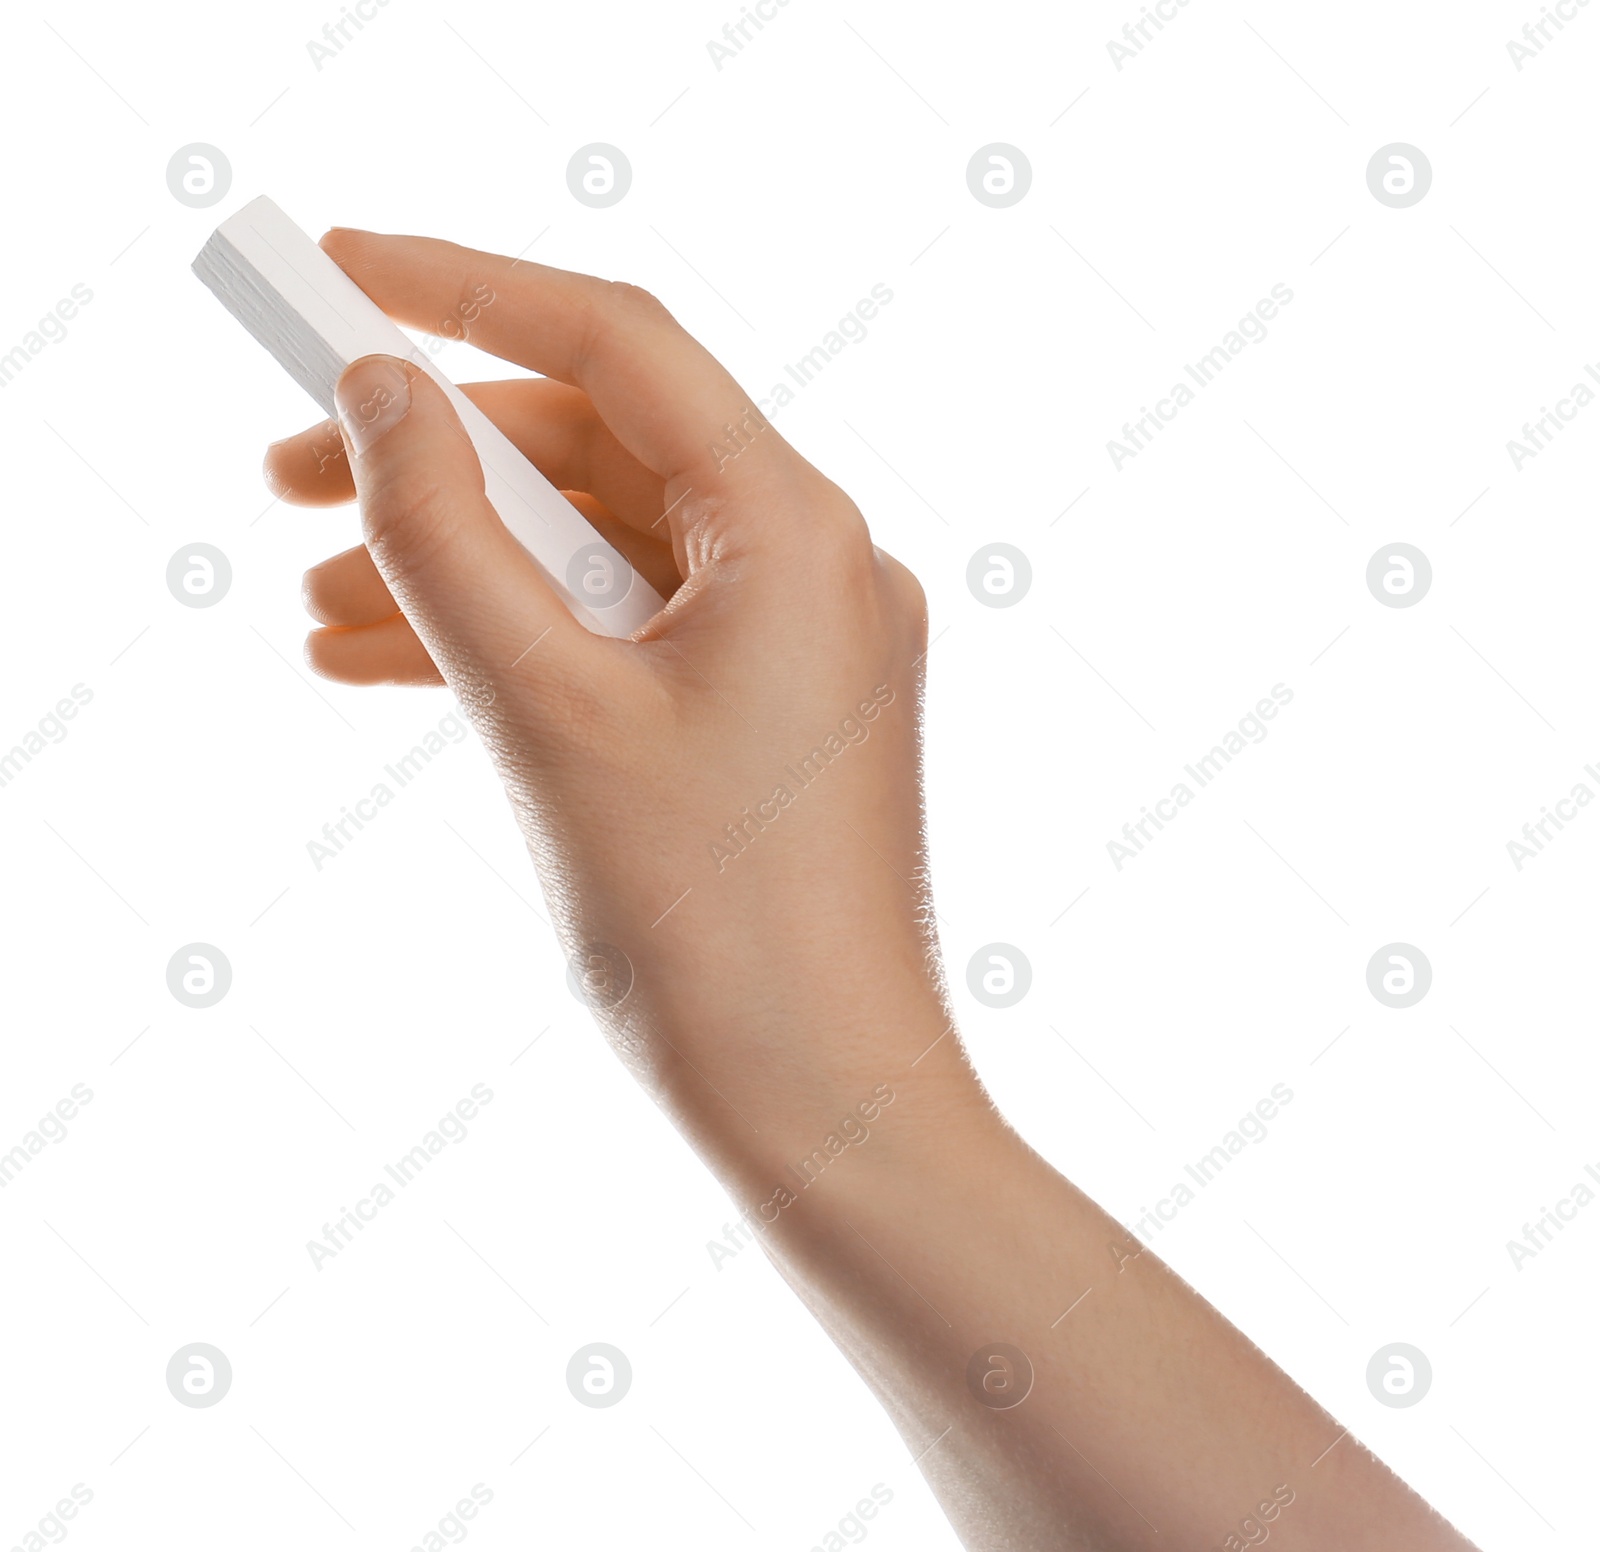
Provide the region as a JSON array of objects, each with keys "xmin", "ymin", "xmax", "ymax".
[{"xmin": 332, "ymin": 353, "xmax": 599, "ymax": 693}]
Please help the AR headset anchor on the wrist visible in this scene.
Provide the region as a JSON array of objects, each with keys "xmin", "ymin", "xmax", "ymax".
[
  {"xmin": 668, "ymin": 1006, "xmax": 1005, "ymax": 1232},
  {"xmin": 599, "ymin": 942, "xmax": 988, "ymax": 1152}
]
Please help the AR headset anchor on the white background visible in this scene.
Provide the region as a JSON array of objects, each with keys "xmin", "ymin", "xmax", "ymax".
[{"xmin": 1, "ymin": 0, "xmax": 1595, "ymax": 1547}]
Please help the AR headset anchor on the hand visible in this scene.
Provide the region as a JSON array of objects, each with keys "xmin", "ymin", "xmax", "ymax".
[{"xmin": 263, "ymin": 229, "xmax": 980, "ymax": 1188}]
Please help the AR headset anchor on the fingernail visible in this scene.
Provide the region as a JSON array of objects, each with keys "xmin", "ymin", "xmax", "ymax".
[{"xmin": 335, "ymin": 355, "xmax": 411, "ymax": 457}]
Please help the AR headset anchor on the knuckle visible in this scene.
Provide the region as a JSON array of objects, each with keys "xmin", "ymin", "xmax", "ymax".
[
  {"xmin": 601, "ymin": 279, "xmax": 670, "ymax": 320},
  {"xmin": 574, "ymin": 280, "xmax": 675, "ymax": 372},
  {"xmin": 806, "ymin": 494, "xmax": 875, "ymax": 572},
  {"xmin": 879, "ymin": 550, "xmax": 928, "ymax": 622}
]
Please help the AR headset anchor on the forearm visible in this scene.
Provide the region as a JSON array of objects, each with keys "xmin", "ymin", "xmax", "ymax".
[{"xmin": 692, "ymin": 1020, "xmax": 1478, "ymax": 1552}]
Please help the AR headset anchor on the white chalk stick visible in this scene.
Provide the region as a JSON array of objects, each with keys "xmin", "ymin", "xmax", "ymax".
[{"xmin": 192, "ymin": 196, "xmax": 665, "ymax": 638}]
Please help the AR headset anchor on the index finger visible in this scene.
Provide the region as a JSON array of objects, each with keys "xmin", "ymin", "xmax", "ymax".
[{"xmin": 319, "ymin": 229, "xmax": 798, "ymax": 498}]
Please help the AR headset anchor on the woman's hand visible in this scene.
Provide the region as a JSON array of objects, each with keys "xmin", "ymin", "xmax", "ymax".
[{"xmin": 263, "ymin": 230, "xmax": 980, "ymax": 1193}]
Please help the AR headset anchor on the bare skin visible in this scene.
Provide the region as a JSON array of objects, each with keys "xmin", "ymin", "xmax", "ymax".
[{"xmin": 262, "ymin": 227, "xmax": 1482, "ymax": 1552}]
